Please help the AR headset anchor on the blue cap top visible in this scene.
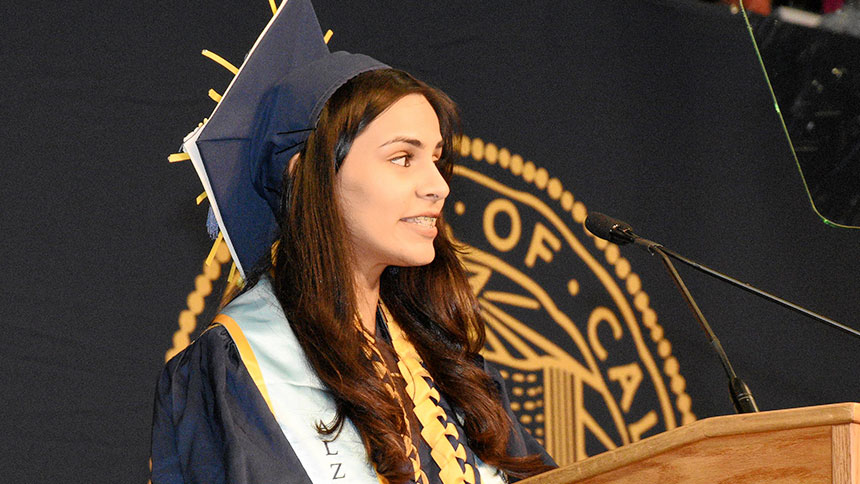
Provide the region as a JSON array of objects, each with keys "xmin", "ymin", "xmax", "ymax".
[{"xmin": 183, "ymin": 0, "xmax": 388, "ymax": 277}]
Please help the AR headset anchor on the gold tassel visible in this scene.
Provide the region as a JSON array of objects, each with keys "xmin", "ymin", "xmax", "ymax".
[
  {"xmin": 196, "ymin": 191, "xmax": 208, "ymax": 205},
  {"xmin": 269, "ymin": 0, "xmax": 277, "ymax": 15},
  {"xmin": 324, "ymin": 29, "xmax": 333, "ymax": 44}
]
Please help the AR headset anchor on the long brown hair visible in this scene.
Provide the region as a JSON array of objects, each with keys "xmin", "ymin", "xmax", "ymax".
[{"xmin": 246, "ymin": 69, "xmax": 550, "ymax": 482}]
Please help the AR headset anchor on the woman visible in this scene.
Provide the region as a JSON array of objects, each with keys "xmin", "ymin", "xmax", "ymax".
[{"xmin": 152, "ymin": 2, "xmax": 555, "ymax": 483}]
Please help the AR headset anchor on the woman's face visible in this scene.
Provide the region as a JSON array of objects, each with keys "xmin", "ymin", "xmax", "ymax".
[{"xmin": 336, "ymin": 93, "xmax": 449, "ymax": 278}]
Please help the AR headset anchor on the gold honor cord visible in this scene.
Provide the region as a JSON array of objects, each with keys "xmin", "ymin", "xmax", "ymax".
[
  {"xmin": 738, "ymin": 1, "xmax": 859, "ymax": 229},
  {"xmin": 381, "ymin": 304, "xmax": 479, "ymax": 484},
  {"xmin": 356, "ymin": 320, "xmax": 427, "ymax": 484}
]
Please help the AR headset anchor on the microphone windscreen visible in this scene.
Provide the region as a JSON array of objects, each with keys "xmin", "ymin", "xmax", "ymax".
[{"xmin": 585, "ymin": 212, "xmax": 633, "ymax": 242}]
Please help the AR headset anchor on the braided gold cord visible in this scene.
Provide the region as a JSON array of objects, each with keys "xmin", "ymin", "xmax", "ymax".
[
  {"xmin": 356, "ymin": 322, "xmax": 428, "ymax": 484},
  {"xmin": 380, "ymin": 304, "xmax": 477, "ymax": 484}
]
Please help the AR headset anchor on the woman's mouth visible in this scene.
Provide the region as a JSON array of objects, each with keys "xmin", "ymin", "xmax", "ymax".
[{"xmin": 401, "ymin": 216, "xmax": 437, "ymax": 227}]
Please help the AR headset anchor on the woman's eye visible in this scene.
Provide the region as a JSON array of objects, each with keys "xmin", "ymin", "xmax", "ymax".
[{"xmin": 390, "ymin": 154, "xmax": 411, "ymax": 167}]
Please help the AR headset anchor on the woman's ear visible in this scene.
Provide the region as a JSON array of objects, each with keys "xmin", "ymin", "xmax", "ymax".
[{"xmin": 288, "ymin": 152, "xmax": 300, "ymax": 176}]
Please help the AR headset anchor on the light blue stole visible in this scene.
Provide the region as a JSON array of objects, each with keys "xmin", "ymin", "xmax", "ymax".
[{"xmin": 215, "ymin": 279, "xmax": 505, "ymax": 484}]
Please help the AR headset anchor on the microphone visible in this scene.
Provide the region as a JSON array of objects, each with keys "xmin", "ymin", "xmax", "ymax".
[
  {"xmin": 585, "ymin": 213, "xmax": 860, "ymax": 341},
  {"xmin": 585, "ymin": 213, "xmax": 660, "ymax": 251},
  {"xmin": 585, "ymin": 211, "xmax": 760, "ymax": 414},
  {"xmin": 586, "ymin": 212, "xmax": 860, "ymax": 411}
]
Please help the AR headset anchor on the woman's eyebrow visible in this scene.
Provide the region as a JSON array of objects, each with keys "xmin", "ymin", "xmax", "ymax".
[{"xmin": 379, "ymin": 137, "xmax": 444, "ymax": 149}]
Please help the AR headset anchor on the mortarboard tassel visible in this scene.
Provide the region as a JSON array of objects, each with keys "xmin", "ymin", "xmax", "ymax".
[{"xmin": 206, "ymin": 207, "xmax": 219, "ymax": 239}]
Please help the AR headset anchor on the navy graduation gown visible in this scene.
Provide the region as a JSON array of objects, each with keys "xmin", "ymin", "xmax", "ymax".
[{"xmin": 151, "ymin": 325, "xmax": 555, "ymax": 484}]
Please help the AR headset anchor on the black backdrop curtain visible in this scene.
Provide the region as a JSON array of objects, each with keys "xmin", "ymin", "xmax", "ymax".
[{"xmin": 3, "ymin": 0, "xmax": 859, "ymax": 481}]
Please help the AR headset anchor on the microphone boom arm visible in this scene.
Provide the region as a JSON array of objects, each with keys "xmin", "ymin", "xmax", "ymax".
[
  {"xmin": 585, "ymin": 211, "xmax": 859, "ymax": 413},
  {"xmin": 658, "ymin": 247, "xmax": 860, "ymax": 340}
]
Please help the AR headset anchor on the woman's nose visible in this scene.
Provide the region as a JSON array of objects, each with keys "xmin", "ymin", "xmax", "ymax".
[{"xmin": 417, "ymin": 161, "xmax": 450, "ymax": 201}]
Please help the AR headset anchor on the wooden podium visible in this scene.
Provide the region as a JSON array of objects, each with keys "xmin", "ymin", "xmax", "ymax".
[{"xmin": 521, "ymin": 403, "xmax": 860, "ymax": 484}]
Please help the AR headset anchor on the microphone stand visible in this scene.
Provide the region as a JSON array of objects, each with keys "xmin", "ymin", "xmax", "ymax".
[
  {"xmin": 640, "ymin": 241, "xmax": 760, "ymax": 413},
  {"xmin": 586, "ymin": 212, "xmax": 860, "ymax": 413},
  {"xmin": 627, "ymin": 233, "xmax": 860, "ymax": 413}
]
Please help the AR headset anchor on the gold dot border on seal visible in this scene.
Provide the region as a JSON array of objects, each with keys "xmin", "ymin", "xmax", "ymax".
[
  {"xmin": 457, "ymin": 135, "xmax": 696, "ymax": 425},
  {"xmin": 165, "ymin": 243, "xmax": 233, "ymax": 362}
]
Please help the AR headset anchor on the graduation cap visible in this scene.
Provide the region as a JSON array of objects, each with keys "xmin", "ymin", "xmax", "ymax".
[{"xmin": 176, "ymin": 0, "xmax": 388, "ymax": 279}]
